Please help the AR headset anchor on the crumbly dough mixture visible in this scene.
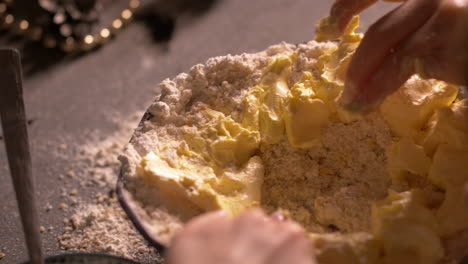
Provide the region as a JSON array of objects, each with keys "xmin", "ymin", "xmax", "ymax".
[
  {"xmin": 261, "ymin": 113, "xmax": 393, "ymax": 233},
  {"xmin": 120, "ymin": 17, "xmax": 468, "ymax": 264}
]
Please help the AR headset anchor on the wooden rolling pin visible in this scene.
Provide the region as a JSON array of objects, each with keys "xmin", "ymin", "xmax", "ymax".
[{"xmin": 0, "ymin": 48, "xmax": 44, "ymax": 264}]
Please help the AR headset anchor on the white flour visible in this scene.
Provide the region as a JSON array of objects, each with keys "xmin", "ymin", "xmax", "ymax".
[{"xmin": 56, "ymin": 112, "xmax": 162, "ymax": 263}]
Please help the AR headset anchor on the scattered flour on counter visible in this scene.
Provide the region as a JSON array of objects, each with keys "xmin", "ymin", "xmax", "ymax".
[
  {"xmin": 58, "ymin": 193, "xmax": 159, "ymax": 263},
  {"xmin": 57, "ymin": 112, "xmax": 163, "ymax": 264}
]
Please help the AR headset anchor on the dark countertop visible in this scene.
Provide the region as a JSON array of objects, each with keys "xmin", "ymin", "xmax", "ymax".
[{"xmin": 0, "ymin": 1, "xmax": 398, "ymax": 263}]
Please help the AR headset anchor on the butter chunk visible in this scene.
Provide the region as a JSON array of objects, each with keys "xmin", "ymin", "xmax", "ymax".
[
  {"xmin": 258, "ymin": 79, "xmax": 289, "ymax": 144},
  {"xmin": 242, "ymin": 54, "xmax": 294, "ymax": 145},
  {"xmin": 371, "ymin": 190, "xmax": 443, "ymax": 264},
  {"xmin": 386, "ymin": 138, "xmax": 431, "ymax": 184},
  {"xmin": 285, "ymin": 74, "xmax": 331, "ymax": 148},
  {"xmin": 141, "ymin": 151, "xmax": 218, "ymax": 210},
  {"xmin": 321, "ymin": 41, "xmax": 360, "ymax": 86},
  {"xmin": 380, "ymin": 76, "xmax": 458, "ymax": 138},
  {"xmin": 317, "ymin": 16, "xmax": 362, "ymax": 121},
  {"xmin": 315, "ymin": 16, "xmax": 342, "ymax": 42},
  {"xmin": 315, "ymin": 16, "xmax": 362, "ymax": 43},
  {"xmin": 241, "ymin": 85, "xmax": 263, "ymax": 131},
  {"xmin": 142, "ymin": 152, "xmax": 264, "ymax": 216},
  {"xmin": 309, "ymin": 232, "xmax": 380, "ymax": 264},
  {"xmin": 188, "ymin": 108, "xmax": 260, "ymax": 167},
  {"xmin": 428, "ymin": 144, "xmax": 468, "ymax": 236},
  {"xmin": 206, "ymin": 156, "xmax": 264, "ymax": 215},
  {"xmin": 378, "ymin": 224, "xmax": 443, "ymax": 264},
  {"xmin": 258, "ymin": 55, "xmax": 294, "ymax": 144},
  {"xmin": 421, "ymin": 99, "xmax": 468, "ymax": 156},
  {"xmin": 209, "ymin": 128, "xmax": 259, "ymax": 167}
]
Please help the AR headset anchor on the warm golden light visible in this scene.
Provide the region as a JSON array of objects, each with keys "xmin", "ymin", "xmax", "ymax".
[
  {"xmin": 112, "ymin": 19, "xmax": 123, "ymax": 29},
  {"xmin": 84, "ymin": 35, "xmax": 94, "ymax": 44},
  {"xmin": 100, "ymin": 28, "xmax": 110, "ymax": 38},
  {"xmin": 121, "ymin": 9, "xmax": 132, "ymax": 20},
  {"xmin": 129, "ymin": 0, "xmax": 140, "ymax": 9},
  {"xmin": 4, "ymin": 14, "xmax": 13, "ymax": 24},
  {"xmin": 19, "ymin": 20, "xmax": 29, "ymax": 30}
]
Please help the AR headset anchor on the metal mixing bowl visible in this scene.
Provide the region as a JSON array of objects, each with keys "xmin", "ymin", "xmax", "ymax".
[{"xmin": 21, "ymin": 253, "xmax": 138, "ymax": 264}]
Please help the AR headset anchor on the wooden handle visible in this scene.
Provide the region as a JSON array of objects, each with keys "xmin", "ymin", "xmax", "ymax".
[{"xmin": 0, "ymin": 49, "xmax": 44, "ymax": 264}]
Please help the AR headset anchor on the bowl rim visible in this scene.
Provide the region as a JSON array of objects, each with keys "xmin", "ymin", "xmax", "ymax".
[
  {"xmin": 117, "ymin": 169, "xmax": 167, "ymax": 252},
  {"xmin": 117, "ymin": 110, "xmax": 167, "ymax": 252},
  {"xmin": 20, "ymin": 252, "xmax": 139, "ymax": 264}
]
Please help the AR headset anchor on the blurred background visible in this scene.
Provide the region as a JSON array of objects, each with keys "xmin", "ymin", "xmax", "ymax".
[{"xmin": 0, "ymin": 1, "xmax": 397, "ymax": 263}]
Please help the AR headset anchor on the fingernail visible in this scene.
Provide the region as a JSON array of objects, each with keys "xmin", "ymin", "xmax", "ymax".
[
  {"xmin": 271, "ymin": 211, "xmax": 285, "ymax": 222},
  {"xmin": 340, "ymin": 81, "xmax": 367, "ymax": 112},
  {"xmin": 341, "ymin": 80, "xmax": 357, "ymax": 103},
  {"xmin": 341, "ymin": 80, "xmax": 384, "ymax": 113},
  {"xmin": 340, "ymin": 85, "xmax": 355, "ymax": 105},
  {"xmin": 342, "ymin": 97, "xmax": 368, "ymax": 112}
]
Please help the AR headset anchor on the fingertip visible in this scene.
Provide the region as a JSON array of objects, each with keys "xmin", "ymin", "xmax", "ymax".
[
  {"xmin": 340, "ymin": 80, "xmax": 375, "ymax": 113},
  {"xmin": 340, "ymin": 96, "xmax": 372, "ymax": 113},
  {"xmin": 329, "ymin": 1, "xmax": 351, "ymax": 34},
  {"xmin": 271, "ymin": 211, "xmax": 286, "ymax": 222},
  {"xmin": 340, "ymin": 79, "xmax": 393, "ymax": 113},
  {"xmin": 344, "ymin": 49, "xmax": 417, "ymax": 112},
  {"xmin": 185, "ymin": 210, "xmax": 228, "ymax": 228},
  {"xmin": 341, "ymin": 79, "xmax": 358, "ymax": 105},
  {"xmin": 330, "ymin": 0, "xmax": 378, "ymax": 32}
]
